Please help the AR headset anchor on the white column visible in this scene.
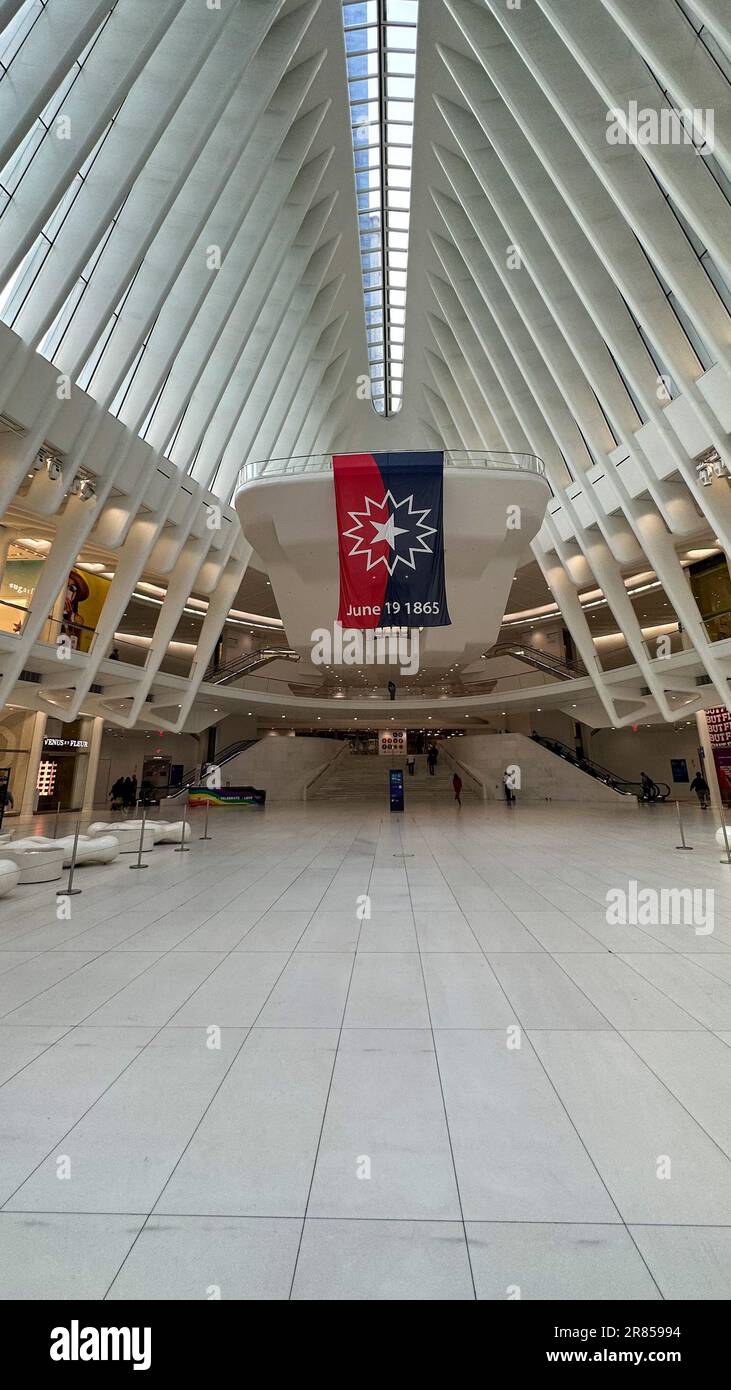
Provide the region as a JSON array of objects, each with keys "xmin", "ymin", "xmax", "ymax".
[
  {"xmin": 19, "ymin": 711, "xmax": 48, "ymax": 817},
  {"xmin": 81, "ymin": 716, "xmax": 105, "ymax": 816}
]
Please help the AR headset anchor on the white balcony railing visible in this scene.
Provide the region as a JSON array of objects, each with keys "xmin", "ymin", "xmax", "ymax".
[{"xmin": 235, "ymin": 448, "xmax": 547, "ymax": 495}]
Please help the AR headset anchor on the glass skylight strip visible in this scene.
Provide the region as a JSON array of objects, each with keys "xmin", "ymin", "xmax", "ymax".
[{"xmin": 342, "ymin": 0, "xmax": 419, "ymax": 415}]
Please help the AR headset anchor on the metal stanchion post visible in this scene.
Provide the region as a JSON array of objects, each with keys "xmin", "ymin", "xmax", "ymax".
[
  {"xmin": 53, "ymin": 799, "xmax": 61, "ymax": 839},
  {"xmin": 130, "ymin": 805, "xmax": 149, "ymax": 870},
  {"xmin": 719, "ymin": 811, "xmax": 731, "ymax": 865},
  {"xmin": 56, "ymin": 818, "xmax": 82, "ymax": 897},
  {"xmin": 175, "ymin": 801, "xmax": 190, "ymax": 853},
  {"xmin": 675, "ymin": 800, "xmax": 693, "ymax": 850},
  {"xmin": 199, "ymin": 797, "xmax": 211, "ymax": 841}
]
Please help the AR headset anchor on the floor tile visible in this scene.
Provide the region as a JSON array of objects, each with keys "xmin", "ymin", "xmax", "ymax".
[
  {"xmin": 256, "ymin": 953, "xmax": 353, "ymax": 1027},
  {"xmin": 5, "ymin": 1027, "xmax": 245, "ymax": 1213},
  {"xmin": 467, "ymin": 1222, "xmax": 660, "ymax": 1300},
  {"xmin": 107, "ymin": 1216, "xmax": 301, "ymax": 1299},
  {"xmin": 435, "ymin": 1030, "xmax": 618, "ymax": 1223},
  {"xmin": 155, "ymin": 1029, "xmax": 338, "ymax": 1217},
  {"xmin": 487, "ymin": 954, "xmax": 610, "ymax": 1029},
  {"xmin": 292, "ymin": 1219, "xmax": 473, "ymax": 1299},
  {"xmin": 0, "ymin": 1213, "xmax": 144, "ymax": 1299},
  {"xmin": 343, "ymin": 953, "xmax": 429, "ymax": 1028},
  {"xmin": 628, "ymin": 1225, "xmax": 731, "ymax": 1299},
  {"xmin": 555, "ymin": 954, "xmax": 702, "ymax": 1031},
  {"xmin": 421, "ymin": 953, "xmax": 514, "ymax": 1027},
  {"xmin": 531, "ymin": 1030, "xmax": 731, "ymax": 1224},
  {"xmin": 309, "ymin": 1029, "xmax": 460, "ymax": 1220}
]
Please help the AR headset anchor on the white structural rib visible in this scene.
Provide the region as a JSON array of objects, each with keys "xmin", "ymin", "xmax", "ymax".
[{"xmin": 0, "ymin": 0, "xmax": 730, "ymax": 734}]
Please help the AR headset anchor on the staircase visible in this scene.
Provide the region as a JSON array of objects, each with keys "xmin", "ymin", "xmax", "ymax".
[{"xmin": 309, "ymin": 751, "xmax": 477, "ymax": 802}]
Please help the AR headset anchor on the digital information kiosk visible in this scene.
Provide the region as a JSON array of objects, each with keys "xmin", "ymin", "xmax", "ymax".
[{"xmin": 389, "ymin": 768, "xmax": 404, "ymax": 813}]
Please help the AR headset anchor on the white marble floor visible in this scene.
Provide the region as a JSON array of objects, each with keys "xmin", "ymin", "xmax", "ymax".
[{"xmin": 2, "ymin": 797, "xmax": 731, "ymax": 1300}]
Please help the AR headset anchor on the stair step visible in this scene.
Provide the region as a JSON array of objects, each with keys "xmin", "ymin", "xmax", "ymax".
[{"xmin": 310, "ymin": 753, "xmax": 477, "ymax": 801}]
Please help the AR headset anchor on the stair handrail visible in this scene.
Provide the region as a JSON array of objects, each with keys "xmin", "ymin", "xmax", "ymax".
[
  {"xmin": 438, "ymin": 743, "xmax": 488, "ymax": 801},
  {"xmin": 302, "ymin": 741, "xmax": 351, "ymax": 800}
]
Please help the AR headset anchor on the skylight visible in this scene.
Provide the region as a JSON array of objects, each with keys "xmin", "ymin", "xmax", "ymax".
[{"xmin": 341, "ymin": 0, "xmax": 419, "ymax": 416}]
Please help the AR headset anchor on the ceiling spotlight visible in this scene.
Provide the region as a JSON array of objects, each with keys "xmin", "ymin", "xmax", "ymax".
[
  {"xmin": 695, "ymin": 446, "xmax": 727, "ymax": 487},
  {"xmin": 70, "ymin": 475, "xmax": 95, "ymax": 500}
]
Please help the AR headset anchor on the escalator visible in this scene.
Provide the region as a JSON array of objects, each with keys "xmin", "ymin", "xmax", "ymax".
[
  {"xmin": 484, "ymin": 641, "xmax": 586, "ymax": 681},
  {"xmin": 531, "ymin": 732, "xmax": 670, "ymax": 801},
  {"xmin": 202, "ymin": 648, "xmax": 300, "ymax": 685},
  {"xmin": 163, "ymin": 739, "xmax": 258, "ymax": 799}
]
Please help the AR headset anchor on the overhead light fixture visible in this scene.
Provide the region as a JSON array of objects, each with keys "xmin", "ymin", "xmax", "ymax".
[
  {"xmin": 70, "ymin": 474, "xmax": 96, "ymax": 500},
  {"xmin": 695, "ymin": 446, "xmax": 727, "ymax": 487}
]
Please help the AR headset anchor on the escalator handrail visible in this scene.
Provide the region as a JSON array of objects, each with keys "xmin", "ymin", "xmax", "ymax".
[
  {"xmin": 487, "ymin": 642, "xmax": 586, "ymax": 679},
  {"xmin": 531, "ymin": 733, "xmax": 670, "ymax": 800}
]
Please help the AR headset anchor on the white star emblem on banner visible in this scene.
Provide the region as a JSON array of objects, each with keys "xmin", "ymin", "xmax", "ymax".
[{"xmin": 343, "ymin": 491, "xmax": 437, "ymax": 575}]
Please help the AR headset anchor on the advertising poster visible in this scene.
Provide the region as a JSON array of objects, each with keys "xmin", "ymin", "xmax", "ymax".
[
  {"xmin": 60, "ymin": 568, "xmax": 111, "ymax": 652},
  {"xmin": 333, "ymin": 450, "xmax": 450, "ymax": 629},
  {"xmin": 379, "ymin": 729, "xmax": 406, "ymax": 756},
  {"xmin": 0, "ymin": 558, "xmax": 45, "ymax": 634},
  {"xmin": 705, "ymin": 707, "xmax": 731, "ymax": 805},
  {"xmin": 188, "ymin": 786, "xmax": 266, "ymax": 808}
]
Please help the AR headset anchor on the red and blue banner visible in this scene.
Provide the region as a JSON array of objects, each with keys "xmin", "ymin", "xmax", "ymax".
[{"xmin": 332, "ymin": 451, "xmax": 450, "ymax": 629}]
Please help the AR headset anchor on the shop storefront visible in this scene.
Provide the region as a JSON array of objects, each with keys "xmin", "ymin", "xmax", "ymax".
[{"xmin": 36, "ymin": 722, "xmax": 90, "ymax": 812}]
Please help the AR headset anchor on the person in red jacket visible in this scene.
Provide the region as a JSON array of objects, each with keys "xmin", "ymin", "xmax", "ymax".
[{"xmin": 452, "ymin": 772, "xmax": 463, "ymax": 807}]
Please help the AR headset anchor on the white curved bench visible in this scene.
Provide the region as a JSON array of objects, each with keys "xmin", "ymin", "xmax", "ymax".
[
  {"xmin": 89, "ymin": 819, "xmax": 189, "ymax": 847},
  {"xmin": 153, "ymin": 820, "xmax": 190, "ymax": 845},
  {"xmin": 0, "ymin": 859, "xmax": 20, "ymax": 896},
  {"xmin": 124, "ymin": 818, "xmax": 191, "ymax": 845},
  {"xmin": 2, "ymin": 845, "xmax": 64, "ymax": 883},
  {"xmin": 16, "ymin": 834, "xmax": 120, "ymax": 867},
  {"xmin": 88, "ymin": 822, "xmax": 156, "ymax": 854}
]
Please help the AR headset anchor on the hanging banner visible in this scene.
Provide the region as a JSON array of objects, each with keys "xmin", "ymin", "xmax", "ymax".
[{"xmin": 333, "ymin": 451, "xmax": 450, "ymax": 629}]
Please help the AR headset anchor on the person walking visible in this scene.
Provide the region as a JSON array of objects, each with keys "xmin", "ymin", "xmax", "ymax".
[
  {"xmin": 387, "ymin": 680, "xmax": 396, "ymax": 701},
  {"xmin": 690, "ymin": 771, "xmax": 710, "ymax": 809},
  {"xmin": 406, "ymin": 752, "xmax": 416, "ymax": 777},
  {"xmin": 503, "ymin": 769, "xmax": 514, "ymax": 804},
  {"xmin": 427, "ymin": 746, "xmax": 437, "ymax": 777},
  {"xmin": 130, "ymin": 773, "xmax": 138, "ymax": 809},
  {"xmin": 640, "ymin": 771, "xmax": 658, "ymax": 802},
  {"xmin": 452, "ymin": 771, "xmax": 462, "ymax": 806},
  {"xmin": 110, "ymin": 776, "xmax": 125, "ymax": 811}
]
